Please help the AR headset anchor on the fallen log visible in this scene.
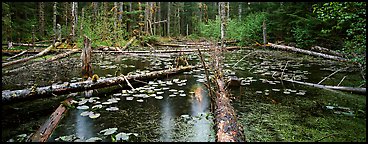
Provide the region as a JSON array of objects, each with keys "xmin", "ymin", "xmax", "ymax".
[
  {"xmin": 121, "ymin": 36, "xmax": 136, "ymax": 51},
  {"xmin": 4, "ymin": 48, "xmax": 80, "ymax": 75},
  {"xmin": 285, "ymin": 79, "xmax": 366, "ymax": 94},
  {"xmin": 213, "ymin": 47, "xmax": 243, "ymax": 142},
  {"xmin": 2, "ymin": 43, "xmax": 49, "ymax": 47},
  {"xmin": 2, "ymin": 48, "xmax": 76, "ymax": 54},
  {"xmin": 2, "ymin": 65, "xmax": 199, "ymax": 103},
  {"xmin": 95, "ymin": 46, "xmax": 246, "ymax": 54},
  {"xmin": 28, "ymin": 98, "xmax": 72, "ymax": 142},
  {"xmin": 267, "ymin": 43, "xmax": 348, "ymax": 61},
  {"xmin": 6, "ymin": 50, "xmax": 28, "ymax": 61},
  {"xmin": 2, "ymin": 42, "xmax": 62, "ymax": 68},
  {"xmin": 311, "ymin": 46, "xmax": 344, "ymax": 57}
]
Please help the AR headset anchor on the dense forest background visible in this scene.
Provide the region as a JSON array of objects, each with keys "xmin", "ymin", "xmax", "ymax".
[{"xmin": 2, "ymin": 2, "xmax": 366, "ymax": 65}]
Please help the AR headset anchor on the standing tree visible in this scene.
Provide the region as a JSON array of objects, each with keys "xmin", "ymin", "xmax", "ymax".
[
  {"xmin": 220, "ymin": 2, "xmax": 227, "ymax": 48},
  {"xmin": 167, "ymin": 2, "xmax": 171, "ymax": 37},
  {"xmin": 238, "ymin": 2, "xmax": 242, "ymax": 20},
  {"xmin": 39, "ymin": 2, "xmax": 45, "ymax": 37},
  {"xmin": 53, "ymin": 2, "xmax": 57, "ymax": 45}
]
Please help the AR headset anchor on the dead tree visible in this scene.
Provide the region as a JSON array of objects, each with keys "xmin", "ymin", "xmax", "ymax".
[
  {"xmin": 81, "ymin": 36, "xmax": 93, "ymax": 79},
  {"xmin": 167, "ymin": 2, "xmax": 171, "ymax": 37},
  {"xmin": 39, "ymin": 2, "xmax": 45, "ymax": 36}
]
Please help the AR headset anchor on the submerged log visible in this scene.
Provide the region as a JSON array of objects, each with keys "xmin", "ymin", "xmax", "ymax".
[
  {"xmin": 2, "ymin": 65, "xmax": 199, "ymax": 103},
  {"xmin": 4, "ymin": 48, "xmax": 80, "ymax": 75},
  {"xmin": 28, "ymin": 98, "xmax": 72, "ymax": 142},
  {"xmin": 268, "ymin": 43, "xmax": 348, "ymax": 61},
  {"xmin": 285, "ymin": 79, "xmax": 366, "ymax": 94},
  {"xmin": 2, "ymin": 42, "xmax": 62, "ymax": 68}
]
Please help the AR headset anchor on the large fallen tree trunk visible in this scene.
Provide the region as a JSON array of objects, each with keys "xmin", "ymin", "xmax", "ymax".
[
  {"xmin": 2, "ymin": 43, "xmax": 50, "ymax": 47},
  {"xmin": 96, "ymin": 46, "xmax": 246, "ymax": 54},
  {"xmin": 268, "ymin": 43, "xmax": 348, "ymax": 61},
  {"xmin": 285, "ymin": 79, "xmax": 366, "ymax": 94},
  {"xmin": 2, "ymin": 48, "xmax": 74, "ymax": 54},
  {"xmin": 212, "ymin": 46, "xmax": 243, "ymax": 141},
  {"xmin": 4, "ymin": 48, "xmax": 80, "ymax": 75},
  {"xmin": 28, "ymin": 98, "xmax": 72, "ymax": 142},
  {"xmin": 2, "ymin": 42, "xmax": 62, "ymax": 68},
  {"xmin": 2, "ymin": 65, "xmax": 199, "ymax": 103}
]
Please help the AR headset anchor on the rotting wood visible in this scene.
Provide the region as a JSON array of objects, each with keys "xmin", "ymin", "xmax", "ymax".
[
  {"xmin": 2, "ymin": 65, "xmax": 199, "ymax": 103},
  {"xmin": 28, "ymin": 97, "xmax": 73, "ymax": 142},
  {"xmin": 268, "ymin": 43, "xmax": 348, "ymax": 61},
  {"xmin": 6, "ymin": 50, "xmax": 28, "ymax": 61},
  {"xmin": 81, "ymin": 36, "xmax": 93, "ymax": 79},
  {"xmin": 285, "ymin": 79, "xmax": 366, "ymax": 94},
  {"xmin": 2, "ymin": 42, "xmax": 62, "ymax": 68},
  {"xmin": 4, "ymin": 48, "xmax": 80, "ymax": 75}
]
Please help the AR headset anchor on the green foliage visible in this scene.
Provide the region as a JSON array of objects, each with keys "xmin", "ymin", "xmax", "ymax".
[
  {"xmin": 141, "ymin": 35, "xmax": 159, "ymax": 44},
  {"xmin": 198, "ymin": 16, "xmax": 221, "ymax": 40},
  {"xmin": 313, "ymin": 2, "xmax": 366, "ymax": 64}
]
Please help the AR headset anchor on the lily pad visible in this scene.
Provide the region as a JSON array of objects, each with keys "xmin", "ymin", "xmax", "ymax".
[
  {"xmin": 85, "ymin": 137, "xmax": 102, "ymax": 142},
  {"xmin": 81, "ymin": 111, "xmax": 93, "ymax": 116},
  {"xmin": 155, "ymin": 96, "xmax": 164, "ymax": 100},
  {"xmin": 137, "ymin": 99, "xmax": 144, "ymax": 102},
  {"xmin": 106, "ymin": 107, "xmax": 119, "ymax": 111},
  {"xmin": 116, "ymin": 132, "xmax": 129, "ymax": 141},
  {"xmin": 55, "ymin": 134, "xmax": 77, "ymax": 142},
  {"xmin": 157, "ymin": 91, "xmax": 164, "ymax": 95},
  {"xmin": 179, "ymin": 94, "xmax": 186, "ymax": 97},
  {"xmin": 92, "ymin": 104, "xmax": 103, "ymax": 109},
  {"xmin": 100, "ymin": 128, "xmax": 118, "ymax": 136},
  {"xmin": 89, "ymin": 113, "xmax": 101, "ymax": 119},
  {"xmin": 102, "ymin": 101, "xmax": 113, "ymax": 105},
  {"xmin": 77, "ymin": 105, "xmax": 89, "ymax": 110}
]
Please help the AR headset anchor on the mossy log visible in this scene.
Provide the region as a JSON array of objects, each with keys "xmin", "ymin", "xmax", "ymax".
[
  {"xmin": 268, "ymin": 43, "xmax": 348, "ymax": 61},
  {"xmin": 311, "ymin": 45, "xmax": 344, "ymax": 57},
  {"xmin": 213, "ymin": 48, "xmax": 244, "ymax": 142},
  {"xmin": 2, "ymin": 65, "xmax": 199, "ymax": 103},
  {"xmin": 285, "ymin": 79, "xmax": 366, "ymax": 94},
  {"xmin": 2, "ymin": 42, "xmax": 62, "ymax": 68},
  {"xmin": 28, "ymin": 98, "xmax": 72, "ymax": 142}
]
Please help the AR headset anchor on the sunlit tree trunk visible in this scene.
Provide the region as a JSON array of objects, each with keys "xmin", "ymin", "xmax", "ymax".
[
  {"xmin": 199, "ymin": 2, "xmax": 202, "ymax": 23},
  {"xmin": 220, "ymin": 2, "xmax": 226, "ymax": 48},
  {"xmin": 227, "ymin": 2, "xmax": 230, "ymax": 20},
  {"xmin": 39, "ymin": 2, "xmax": 45, "ymax": 37},
  {"xmin": 138, "ymin": 2, "xmax": 143, "ymax": 36},
  {"xmin": 53, "ymin": 2, "xmax": 57, "ymax": 45},
  {"xmin": 71, "ymin": 2, "xmax": 76, "ymax": 42},
  {"xmin": 145, "ymin": 2, "xmax": 150, "ymax": 35},
  {"xmin": 167, "ymin": 2, "xmax": 171, "ymax": 37},
  {"xmin": 158, "ymin": 2, "xmax": 161, "ymax": 36},
  {"xmin": 263, "ymin": 20, "xmax": 267, "ymax": 47},
  {"xmin": 238, "ymin": 2, "xmax": 242, "ymax": 20},
  {"xmin": 114, "ymin": 2, "xmax": 118, "ymax": 31}
]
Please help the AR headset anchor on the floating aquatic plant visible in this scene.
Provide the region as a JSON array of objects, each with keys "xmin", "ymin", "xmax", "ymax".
[
  {"xmin": 106, "ymin": 107, "xmax": 119, "ymax": 111},
  {"xmin": 100, "ymin": 128, "xmax": 118, "ymax": 136},
  {"xmin": 77, "ymin": 105, "xmax": 89, "ymax": 110}
]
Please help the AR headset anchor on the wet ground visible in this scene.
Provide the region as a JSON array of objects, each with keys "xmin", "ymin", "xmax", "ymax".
[{"xmin": 2, "ymin": 47, "xmax": 366, "ymax": 142}]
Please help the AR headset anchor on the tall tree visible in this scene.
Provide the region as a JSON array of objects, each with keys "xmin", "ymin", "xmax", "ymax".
[
  {"xmin": 227, "ymin": 2, "xmax": 230, "ymax": 20},
  {"xmin": 53, "ymin": 2, "xmax": 57, "ymax": 44},
  {"xmin": 220, "ymin": 2, "xmax": 226, "ymax": 47},
  {"xmin": 39, "ymin": 2, "xmax": 45, "ymax": 37},
  {"xmin": 71, "ymin": 2, "xmax": 77, "ymax": 42},
  {"xmin": 167, "ymin": 2, "xmax": 170, "ymax": 37},
  {"xmin": 238, "ymin": 2, "xmax": 242, "ymax": 20}
]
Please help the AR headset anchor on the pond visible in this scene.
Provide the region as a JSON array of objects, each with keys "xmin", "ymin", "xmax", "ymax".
[{"xmin": 2, "ymin": 48, "xmax": 366, "ymax": 142}]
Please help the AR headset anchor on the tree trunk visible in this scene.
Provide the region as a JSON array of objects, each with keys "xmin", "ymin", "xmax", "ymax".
[
  {"xmin": 5, "ymin": 49, "xmax": 80, "ymax": 75},
  {"xmin": 28, "ymin": 98, "xmax": 73, "ymax": 142},
  {"xmin": 238, "ymin": 2, "xmax": 242, "ymax": 20},
  {"xmin": 2, "ymin": 43, "xmax": 49, "ymax": 47},
  {"xmin": 64, "ymin": 2, "xmax": 69, "ymax": 31},
  {"xmin": 53, "ymin": 2, "xmax": 57, "ymax": 45},
  {"xmin": 267, "ymin": 43, "xmax": 348, "ymax": 61},
  {"xmin": 6, "ymin": 50, "xmax": 28, "ymax": 61},
  {"xmin": 2, "ymin": 65, "xmax": 199, "ymax": 103},
  {"xmin": 121, "ymin": 36, "xmax": 136, "ymax": 51},
  {"xmin": 145, "ymin": 2, "xmax": 150, "ymax": 35},
  {"xmin": 285, "ymin": 79, "xmax": 366, "ymax": 94},
  {"xmin": 311, "ymin": 46, "xmax": 344, "ymax": 57},
  {"xmin": 158, "ymin": 2, "xmax": 161, "ymax": 36},
  {"xmin": 167, "ymin": 2, "xmax": 171, "ymax": 37},
  {"xmin": 71, "ymin": 2, "xmax": 76, "ymax": 42},
  {"xmin": 39, "ymin": 2, "xmax": 45, "ymax": 37},
  {"xmin": 227, "ymin": 2, "xmax": 230, "ymax": 20},
  {"xmin": 92, "ymin": 2, "xmax": 98, "ymax": 22},
  {"xmin": 262, "ymin": 20, "xmax": 267, "ymax": 47},
  {"xmin": 213, "ymin": 46, "xmax": 243, "ymax": 142},
  {"xmin": 220, "ymin": 2, "xmax": 227, "ymax": 48},
  {"xmin": 199, "ymin": 2, "xmax": 202, "ymax": 23},
  {"xmin": 2, "ymin": 42, "xmax": 62, "ymax": 68},
  {"xmin": 81, "ymin": 36, "xmax": 93, "ymax": 79}
]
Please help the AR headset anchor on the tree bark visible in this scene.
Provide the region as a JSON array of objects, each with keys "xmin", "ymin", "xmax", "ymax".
[
  {"xmin": 311, "ymin": 46, "xmax": 344, "ymax": 57},
  {"xmin": 2, "ymin": 65, "xmax": 199, "ymax": 103},
  {"xmin": 81, "ymin": 36, "xmax": 93, "ymax": 78},
  {"xmin": 2, "ymin": 42, "xmax": 62, "ymax": 68},
  {"xmin": 28, "ymin": 98, "xmax": 73, "ymax": 142},
  {"xmin": 39, "ymin": 2, "xmax": 45, "ymax": 37},
  {"xmin": 285, "ymin": 79, "xmax": 366, "ymax": 94},
  {"xmin": 121, "ymin": 36, "xmax": 137, "ymax": 51},
  {"xmin": 167, "ymin": 2, "xmax": 171, "ymax": 37},
  {"xmin": 53, "ymin": 2, "xmax": 57, "ymax": 45},
  {"xmin": 268, "ymin": 43, "xmax": 348, "ymax": 61},
  {"xmin": 71, "ymin": 2, "xmax": 76, "ymax": 42},
  {"xmin": 238, "ymin": 2, "xmax": 242, "ymax": 20},
  {"xmin": 6, "ymin": 50, "xmax": 28, "ymax": 61},
  {"xmin": 2, "ymin": 43, "xmax": 49, "ymax": 47},
  {"xmin": 220, "ymin": 2, "xmax": 227, "ymax": 48},
  {"xmin": 262, "ymin": 20, "xmax": 267, "ymax": 47}
]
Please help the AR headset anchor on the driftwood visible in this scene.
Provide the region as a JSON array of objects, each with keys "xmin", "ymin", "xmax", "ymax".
[
  {"xmin": 311, "ymin": 46, "xmax": 343, "ymax": 57},
  {"xmin": 2, "ymin": 65, "xmax": 199, "ymax": 103},
  {"xmin": 4, "ymin": 49, "xmax": 80, "ymax": 75},
  {"xmin": 285, "ymin": 79, "xmax": 366, "ymax": 94},
  {"xmin": 81, "ymin": 36, "xmax": 93, "ymax": 78},
  {"xmin": 6, "ymin": 50, "xmax": 28, "ymax": 60},
  {"xmin": 28, "ymin": 98, "xmax": 72, "ymax": 142},
  {"xmin": 2, "ymin": 42, "xmax": 62, "ymax": 68},
  {"xmin": 2, "ymin": 43, "xmax": 49, "ymax": 47},
  {"xmin": 317, "ymin": 67, "xmax": 346, "ymax": 85},
  {"xmin": 268, "ymin": 43, "xmax": 348, "ymax": 61},
  {"xmin": 213, "ymin": 47, "xmax": 243, "ymax": 142}
]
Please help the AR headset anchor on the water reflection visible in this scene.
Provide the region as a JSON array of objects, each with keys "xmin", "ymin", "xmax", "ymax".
[
  {"xmin": 75, "ymin": 110, "xmax": 94, "ymax": 140},
  {"xmin": 190, "ymin": 84, "xmax": 211, "ymax": 142},
  {"xmin": 159, "ymin": 97, "xmax": 174, "ymax": 142}
]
